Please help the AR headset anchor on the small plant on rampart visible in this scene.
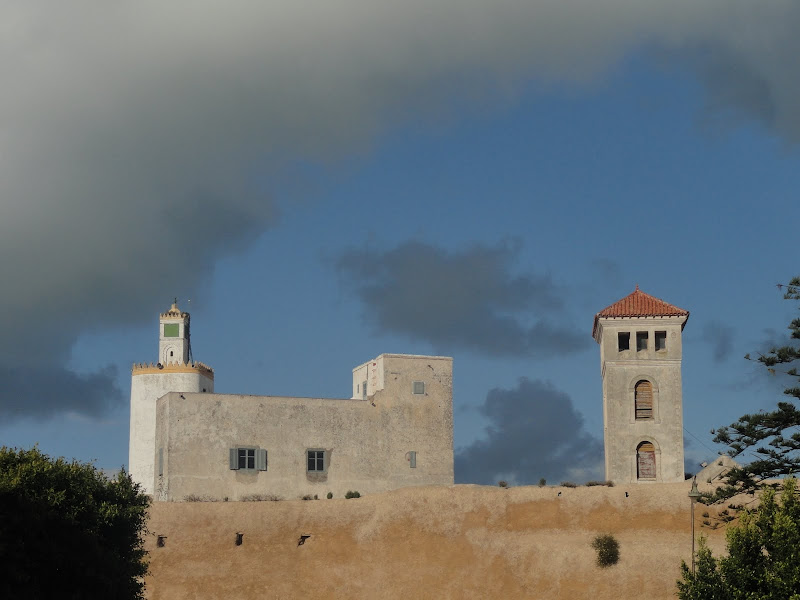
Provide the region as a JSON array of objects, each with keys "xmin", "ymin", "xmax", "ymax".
[
  {"xmin": 560, "ymin": 481, "xmax": 578, "ymax": 488},
  {"xmin": 327, "ymin": 491, "xmax": 333, "ymax": 499},
  {"xmin": 498, "ymin": 481, "xmax": 508, "ymax": 488},
  {"xmin": 241, "ymin": 493, "xmax": 282, "ymax": 502},
  {"xmin": 538, "ymin": 478, "xmax": 546, "ymax": 487},
  {"xmin": 345, "ymin": 490, "xmax": 361, "ymax": 499},
  {"xmin": 591, "ymin": 534, "xmax": 620, "ymax": 568}
]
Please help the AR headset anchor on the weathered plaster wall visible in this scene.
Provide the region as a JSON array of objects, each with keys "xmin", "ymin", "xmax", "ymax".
[
  {"xmin": 130, "ymin": 370, "xmax": 214, "ymax": 495},
  {"xmin": 144, "ymin": 481, "xmax": 727, "ymax": 600},
  {"xmin": 155, "ymin": 355, "xmax": 453, "ymax": 501},
  {"xmin": 598, "ymin": 317, "xmax": 686, "ymax": 483}
]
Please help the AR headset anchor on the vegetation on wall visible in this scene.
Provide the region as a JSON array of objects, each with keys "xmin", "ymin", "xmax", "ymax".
[
  {"xmin": 591, "ymin": 534, "xmax": 620, "ymax": 568},
  {"xmin": 0, "ymin": 446, "xmax": 150, "ymax": 600},
  {"xmin": 711, "ymin": 277, "xmax": 800, "ymax": 499},
  {"xmin": 677, "ymin": 478, "xmax": 800, "ymax": 599}
]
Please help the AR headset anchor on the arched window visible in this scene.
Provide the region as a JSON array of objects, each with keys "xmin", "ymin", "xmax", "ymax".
[
  {"xmin": 637, "ymin": 441, "xmax": 656, "ymax": 479},
  {"xmin": 635, "ymin": 380, "xmax": 653, "ymax": 420}
]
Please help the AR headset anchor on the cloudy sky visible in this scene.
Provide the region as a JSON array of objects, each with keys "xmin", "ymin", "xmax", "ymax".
[{"xmin": 2, "ymin": 1, "xmax": 798, "ymax": 484}]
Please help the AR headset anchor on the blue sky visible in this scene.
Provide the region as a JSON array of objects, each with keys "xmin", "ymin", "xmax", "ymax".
[{"xmin": 1, "ymin": 2, "xmax": 798, "ymax": 484}]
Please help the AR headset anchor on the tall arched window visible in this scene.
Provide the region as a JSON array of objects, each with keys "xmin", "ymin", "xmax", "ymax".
[
  {"xmin": 635, "ymin": 380, "xmax": 653, "ymax": 420},
  {"xmin": 637, "ymin": 441, "xmax": 656, "ymax": 479}
]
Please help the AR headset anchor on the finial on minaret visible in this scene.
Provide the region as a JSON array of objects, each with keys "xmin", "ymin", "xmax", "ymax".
[{"xmin": 635, "ymin": 284, "xmax": 639, "ymax": 291}]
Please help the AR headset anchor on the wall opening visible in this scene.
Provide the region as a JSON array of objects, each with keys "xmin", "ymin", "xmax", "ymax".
[
  {"xmin": 634, "ymin": 380, "xmax": 653, "ymax": 420},
  {"xmin": 636, "ymin": 441, "xmax": 656, "ymax": 480}
]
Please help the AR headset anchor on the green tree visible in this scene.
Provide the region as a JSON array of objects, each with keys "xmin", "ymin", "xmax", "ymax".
[
  {"xmin": 677, "ymin": 477, "xmax": 800, "ymax": 600},
  {"xmin": 0, "ymin": 446, "xmax": 150, "ymax": 600},
  {"xmin": 711, "ymin": 277, "xmax": 800, "ymax": 497}
]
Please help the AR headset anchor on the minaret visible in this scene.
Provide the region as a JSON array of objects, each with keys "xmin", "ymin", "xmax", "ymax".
[
  {"xmin": 592, "ymin": 287, "xmax": 689, "ymax": 483},
  {"xmin": 128, "ymin": 301, "xmax": 214, "ymax": 495}
]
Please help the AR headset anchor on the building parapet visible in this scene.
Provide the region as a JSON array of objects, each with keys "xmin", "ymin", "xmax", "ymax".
[{"xmin": 132, "ymin": 361, "xmax": 214, "ymax": 379}]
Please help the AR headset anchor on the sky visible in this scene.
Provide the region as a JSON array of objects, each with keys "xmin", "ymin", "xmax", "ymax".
[{"xmin": 1, "ymin": 1, "xmax": 799, "ymax": 485}]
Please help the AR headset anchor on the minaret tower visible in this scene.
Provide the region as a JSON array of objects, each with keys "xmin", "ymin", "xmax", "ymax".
[
  {"xmin": 129, "ymin": 301, "xmax": 214, "ymax": 494},
  {"xmin": 592, "ymin": 287, "xmax": 689, "ymax": 484}
]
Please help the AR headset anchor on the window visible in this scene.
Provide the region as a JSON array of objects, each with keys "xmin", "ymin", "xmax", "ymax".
[
  {"xmin": 407, "ymin": 451, "xmax": 417, "ymax": 468},
  {"xmin": 635, "ymin": 380, "xmax": 653, "ymax": 420},
  {"xmin": 655, "ymin": 331, "xmax": 666, "ymax": 351},
  {"xmin": 229, "ymin": 447, "xmax": 267, "ymax": 471},
  {"xmin": 636, "ymin": 331, "xmax": 648, "ymax": 352},
  {"xmin": 618, "ymin": 332, "xmax": 630, "ymax": 351},
  {"xmin": 413, "ymin": 381, "xmax": 425, "ymax": 395},
  {"xmin": 163, "ymin": 323, "xmax": 179, "ymax": 337},
  {"xmin": 239, "ymin": 448, "xmax": 255, "ymax": 470},
  {"xmin": 362, "ymin": 380, "xmax": 367, "ymax": 400},
  {"xmin": 307, "ymin": 450, "xmax": 325, "ymax": 472},
  {"xmin": 158, "ymin": 448, "xmax": 163, "ymax": 477},
  {"xmin": 636, "ymin": 441, "xmax": 656, "ymax": 479}
]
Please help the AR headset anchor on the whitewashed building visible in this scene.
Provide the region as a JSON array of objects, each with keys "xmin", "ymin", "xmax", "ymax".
[{"xmin": 129, "ymin": 303, "xmax": 454, "ymax": 500}]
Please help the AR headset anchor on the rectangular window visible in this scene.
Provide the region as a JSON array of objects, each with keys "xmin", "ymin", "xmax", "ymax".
[
  {"xmin": 307, "ymin": 450, "xmax": 325, "ymax": 472},
  {"xmin": 362, "ymin": 381, "xmax": 367, "ymax": 400},
  {"xmin": 238, "ymin": 448, "xmax": 255, "ymax": 470},
  {"xmin": 636, "ymin": 331, "xmax": 648, "ymax": 352},
  {"xmin": 163, "ymin": 323, "xmax": 179, "ymax": 337},
  {"xmin": 229, "ymin": 447, "xmax": 267, "ymax": 471},
  {"xmin": 408, "ymin": 451, "xmax": 417, "ymax": 468},
  {"xmin": 158, "ymin": 448, "xmax": 164, "ymax": 477},
  {"xmin": 618, "ymin": 332, "xmax": 630, "ymax": 351},
  {"xmin": 655, "ymin": 331, "xmax": 667, "ymax": 351},
  {"xmin": 413, "ymin": 381, "xmax": 425, "ymax": 395}
]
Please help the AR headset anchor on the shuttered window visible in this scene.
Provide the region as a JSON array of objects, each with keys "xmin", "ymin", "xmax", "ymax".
[
  {"xmin": 637, "ymin": 441, "xmax": 656, "ymax": 479},
  {"xmin": 635, "ymin": 380, "xmax": 653, "ymax": 420},
  {"xmin": 229, "ymin": 447, "xmax": 267, "ymax": 471}
]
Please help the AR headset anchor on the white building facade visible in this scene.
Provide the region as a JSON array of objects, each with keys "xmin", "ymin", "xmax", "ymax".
[
  {"xmin": 593, "ymin": 287, "xmax": 689, "ymax": 484},
  {"xmin": 130, "ymin": 303, "xmax": 454, "ymax": 500}
]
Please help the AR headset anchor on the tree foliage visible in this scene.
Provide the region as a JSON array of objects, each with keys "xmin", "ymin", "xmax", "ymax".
[
  {"xmin": 0, "ymin": 446, "xmax": 150, "ymax": 600},
  {"xmin": 677, "ymin": 477, "xmax": 800, "ymax": 600},
  {"xmin": 711, "ymin": 277, "xmax": 800, "ymax": 497}
]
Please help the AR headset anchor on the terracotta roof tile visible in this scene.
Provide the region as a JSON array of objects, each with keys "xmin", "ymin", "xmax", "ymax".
[{"xmin": 592, "ymin": 286, "xmax": 689, "ymax": 339}]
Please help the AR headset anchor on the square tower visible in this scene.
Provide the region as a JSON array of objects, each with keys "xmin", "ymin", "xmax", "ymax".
[{"xmin": 593, "ymin": 287, "xmax": 689, "ymax": 483}]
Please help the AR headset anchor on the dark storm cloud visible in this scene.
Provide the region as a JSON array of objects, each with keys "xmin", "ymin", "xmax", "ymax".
[
  {"xmin": 455, "ymin": 378, "xmax": 603, "ymax": 485},
  {"xmin": 703, "ymin": 321, "xmax": 735, "ymax": 363},
  {"xmin": 0, "ymin": 366, "xmax": 122, "ymax": 420},
  {"xmin": 337, "ymin": 241, "xmax": 586, "ymax": 356},
  {"xmin": 3, "ymin": 1, "xmax": 800, "ymax": 418}
]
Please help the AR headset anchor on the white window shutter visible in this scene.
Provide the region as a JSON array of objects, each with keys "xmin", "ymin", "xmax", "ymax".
[
  {"xmin": 257, "ymin": 449, "xmax": 267, "ymax": 471},
  {"xmin": 229, "ymin": 448, "xmax": 238, "ymax": 470}
]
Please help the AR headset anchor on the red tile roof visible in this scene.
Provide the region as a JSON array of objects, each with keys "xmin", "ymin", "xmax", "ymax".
[{"xmin": 592, "ymin": 286, "xmax": 689, "ymax": 340}]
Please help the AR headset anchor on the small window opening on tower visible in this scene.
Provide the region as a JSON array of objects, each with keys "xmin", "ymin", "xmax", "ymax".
[
  {"xmin": 169, "ymin": 351, "xmax": 174, "ymax": 357},
  {"xmin": 655, "ymin": 331, "xmax": 667, "ymax": 351},
  {"xmin": 636, "ymin": 331, "xmax": 648, "ymax": 352},
  {"xmin": 636, "ymin": 441, "xmax": 656, "ymax": 479},
  {"xmin": 635, "ymin": 380, "xmax": 653, "ymax": 420},
  {"xmin": 617, "ymin": 332, "xmax": 630, "ymax": 351},
  {"xmin": 413, "ymin": 381, "xmax": 425, "ymax": 395}
]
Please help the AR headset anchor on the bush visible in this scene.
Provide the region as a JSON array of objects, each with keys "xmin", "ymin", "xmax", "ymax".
[
  {"xmin": 591, "ymin": 534, "xmax": 620, "ymax": 568},
  {"xmin": 560, "ymin": 481, "xmax": 578, "ymax": 488},
  {"xmin": 345, "ymin": 490, "xmax": 361, "ymax": 499},
  {"xmin": 538, "ymin": 478, "xmax": 546, "ymax": 487},
  {"xmin": 326, "ymin": 492, "xmax": 333, "ymax": 499},
  {"xmin": 677, "ymin": 478, "xmax": 800, "ymax": 599},
  {"xmin": 584, "ymin": 480, "xmax": 614, "ymax": 487},
  {"xmin": 498, "ymin": 480, "xmax": 508, "ymax": 488},
  {"xmin": 301, "ymin": 494, "xmax": 315, "ymax": 500},
  {"xmin": 183, "ymin": 494, "xmax": 216, "ymax": 502},
  {"xmin": 0, "ymin": 446, "xmax": 150, "ymax": 599},
  {"xmin": 240, "ymin": 493, "xmax": 281, "ymax": 502}
]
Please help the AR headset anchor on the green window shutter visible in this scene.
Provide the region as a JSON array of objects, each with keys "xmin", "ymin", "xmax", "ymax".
[
  {"xmin": 164, "ymin": 323, "xmax": 180, "ymax": 337},
  {"xmin": 257, "ymin": 449, "xmax": 267, "ymax": 471},
  {"xmin": 229, "ymin": 448, "xmax": 238, "ymax": 470}
]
